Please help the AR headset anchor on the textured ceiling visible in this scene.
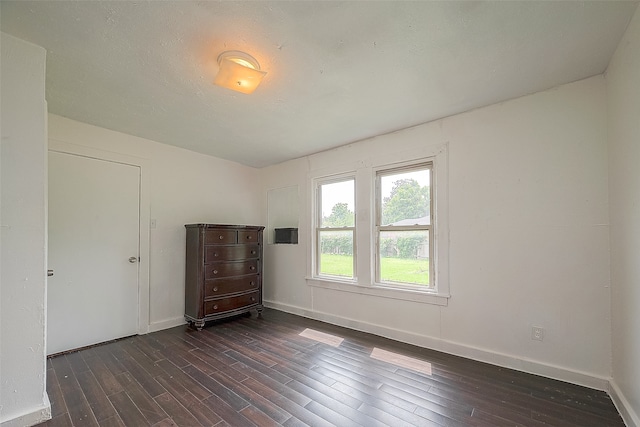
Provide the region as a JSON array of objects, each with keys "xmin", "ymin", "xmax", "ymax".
[{"xmin": 1, "ymin": 1, "xmax": 637, "ymax": 168}]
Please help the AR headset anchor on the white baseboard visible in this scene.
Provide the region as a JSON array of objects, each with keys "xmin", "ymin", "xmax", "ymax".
[
  {"xmin": 263, "ymin": 300, "xmax": 610, "ymax": 391},
  {"xmin": 147, "ymin": 316, "xmax": 186, "ymax": 333},
  {"xmin": 0, "ymin": 393, "xmax": 51, "ymax": 427},
  {"xmin": 610, "ymin": 380, "xmax": 640, "ymax": 427}
]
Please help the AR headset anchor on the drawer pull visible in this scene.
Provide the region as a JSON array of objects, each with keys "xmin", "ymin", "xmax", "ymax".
[
  {"xmin": 213, "ymin": 304, "xmax": 218, "ymax": 310},
  {"xmin": 213, "ymin": 287, "xmax": 218, "ymax": 292},
  {"xmin": 250, "ymin": 297, "xmax": 256, "ymax": 302},
  {"xmin": 214, "ymin": 252, "xmax": 219, "ymax": 257},
  {"xmin": 250, "ymin": 281, "xmax": 255, "ymax": 286},
  {"xmin": 219, "ymin": 235, "xmax": 224, "ymax": 240},
  {"xmin": 251, "ymin": 250, "xmax": 256, "ymax": 255},
  {"xmin": 250, "ymin": 266, "xmax": 255, "ymax": 271},
  {"xmin": 212, "ymin": 270, "xmax": 218, "ymax": 275},
  {"xmin": 246, "ymin": 235, "xmax": 252, "ymax": 240}
]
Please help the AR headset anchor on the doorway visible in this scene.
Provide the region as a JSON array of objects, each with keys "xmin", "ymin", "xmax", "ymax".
[{"xmin": 47, "ymin": 150, "xmax": 141, "ymax": 354}]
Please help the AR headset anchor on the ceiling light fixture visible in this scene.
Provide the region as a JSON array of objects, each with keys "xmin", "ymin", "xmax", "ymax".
[{"xmin": 214, "ymin": 50, "xmax": 266, "ymax": 94}]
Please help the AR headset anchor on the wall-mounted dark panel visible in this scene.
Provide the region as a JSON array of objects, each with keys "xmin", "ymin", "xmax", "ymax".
[{"xmin": 275, "ymin": 228, "xmax": 298, "ymax": 244}]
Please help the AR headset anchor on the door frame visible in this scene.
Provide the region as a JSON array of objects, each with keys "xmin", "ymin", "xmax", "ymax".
[{"xmin": 48, "ymin": 138, "xmax": 151, "ymax": 334}]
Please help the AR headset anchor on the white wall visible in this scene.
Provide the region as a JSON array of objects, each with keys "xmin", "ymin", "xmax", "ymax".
[
  {"xmin": 606, "ymin": 6, "xmax": 640, "ymax": 426},
  {"xmin": 260, "ymin": 76, "xmax": 611, "ymax": 389},
  {"xmin": 48, "ymin": 115, "xmax": 262, "ymax": 331},
  {"xmin": 0, "ymin": 33, "xmax": 50, "ymax": 426}
]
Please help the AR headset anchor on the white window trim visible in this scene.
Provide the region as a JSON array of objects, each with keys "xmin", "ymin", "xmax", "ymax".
[
  {"xmin": 374, "ymin": 162, "xmax": 433, "ymax": 290},
  {"xmin": 306, "ymin": 277, "xmax": 448, "ymax": 306},
  {"xmin": 306, "ymin": 142, "xmax": 450, "ymax": 307},
  {"xmin": 311, "ymin": 173, "xmax": 357, "ymax": 282}
]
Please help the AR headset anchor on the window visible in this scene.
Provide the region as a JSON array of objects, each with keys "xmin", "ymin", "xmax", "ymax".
[
  {"xmin": 376, "ymin": 164, "xmax": 432, "ymax": 288},
  {"xmin": 315, "ymin": 177, "xmax": 355, "ymax": 279},
  {"xmin": 307, "ymin": 143, "xmax": 449, "ymax": 305}
]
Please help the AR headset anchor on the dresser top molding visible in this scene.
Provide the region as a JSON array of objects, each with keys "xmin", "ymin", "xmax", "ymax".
[{"xmin": 185, "ymin": 224, "xmax": 265, "ymax": 230}]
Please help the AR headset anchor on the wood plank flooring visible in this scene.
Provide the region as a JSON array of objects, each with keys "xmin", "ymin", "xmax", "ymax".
[{"xmin": 37, "ymin": 308, "xmax": 624, "ymax": 426}]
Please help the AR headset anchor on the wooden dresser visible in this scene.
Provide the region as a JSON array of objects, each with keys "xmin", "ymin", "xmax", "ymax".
[{"xmin": 184, "ymin": 224, "xmax": 264, "ymax": 330}]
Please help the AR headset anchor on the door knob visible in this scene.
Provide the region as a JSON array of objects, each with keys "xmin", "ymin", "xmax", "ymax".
[{"xmin": 129, "ymin": 257, "xmax": 138, "ymax": 263}]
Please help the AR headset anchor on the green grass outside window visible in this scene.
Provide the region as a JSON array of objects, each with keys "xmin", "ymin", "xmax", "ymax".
[{"xmin": 319, "ymin": 254, "xmax": 429, "ymax": 285}]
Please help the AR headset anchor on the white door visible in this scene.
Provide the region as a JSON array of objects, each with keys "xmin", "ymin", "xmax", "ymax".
[{"xmin": 48, "ymin": 151, "xmax": 140, "ymax": 355}]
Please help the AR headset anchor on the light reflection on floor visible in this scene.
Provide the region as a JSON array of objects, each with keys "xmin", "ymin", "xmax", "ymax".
[
  {"xmin": 298, "ymin": 328, "xmax": 432, "ymax": 375},
  {"xmin": 299, "ymin": 328, "xmax": 345, "ymax": 347},
  {"xmin": 371, "ymin": 347, "xmax": 432, "ymax": 375}
]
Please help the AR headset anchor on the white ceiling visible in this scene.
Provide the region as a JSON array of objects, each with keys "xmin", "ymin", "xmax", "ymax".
[{"xmin": 1, "ymin": 1, "xmax": 637, "ymax": 168}]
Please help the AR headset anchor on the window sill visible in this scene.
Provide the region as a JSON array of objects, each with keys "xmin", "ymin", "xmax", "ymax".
[{"xmin": 306, "ymin": 277, "xmax": 449, "ymax": 306}]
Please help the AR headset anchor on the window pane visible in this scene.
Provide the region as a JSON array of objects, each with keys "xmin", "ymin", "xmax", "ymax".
[
  {"xmin": 319, "ymin": 230, "xmax": 353, "ymax": 278},
  {"xmin": 380, "ymin": 169, "xmax": 430, "ymax": 226},
  {"xmin": 379, "ymin": 230, "xmax": 429, "ymax": 286},
  {"xmin": 320, "ymin": 180, "xmax": 354, "ymax": 228}
]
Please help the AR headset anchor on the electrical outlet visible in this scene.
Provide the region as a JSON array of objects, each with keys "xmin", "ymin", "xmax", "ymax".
[{"xmin": 532, "ymin": 326, "xmax": 544, "ymax": 341}]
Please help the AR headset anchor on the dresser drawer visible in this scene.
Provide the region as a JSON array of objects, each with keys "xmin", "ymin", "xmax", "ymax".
[
  {"xmin": 205, "ymin": 244, "xmax": 259, "ymax": 263},
  {"xmin": 238, "ymin": 230, "xmax": 259, "ymax": 243},
  {"xmin": 204, "ymin": 229, "xmax": 237, "ymax": 245},
  {"xmin": 205, "ymin": 275, "xmax": 259, "ymax": 298},
  {"xmin": 205, "ymin": 292, "xmax": 260, "ymax": 315},
  {"xmin": 204, "ymin": 260, "xmax": 259, "ymax": 279}
]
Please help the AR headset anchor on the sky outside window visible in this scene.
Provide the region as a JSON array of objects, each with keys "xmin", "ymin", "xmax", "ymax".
[
  {"xmin": 321, "ymin": 180, "xmax": 354, "ymax": 219},
  {"xmin": 320, "ymin": 171, "xmax": 429, "ymax": 219}
]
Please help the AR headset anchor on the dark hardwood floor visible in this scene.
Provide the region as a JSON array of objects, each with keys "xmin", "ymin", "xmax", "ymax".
[{"xmin": 38, "ymin": 308, "xmax": 624, "ymax": 427}]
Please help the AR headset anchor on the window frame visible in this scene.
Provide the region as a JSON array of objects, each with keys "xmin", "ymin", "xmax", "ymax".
[
  {"xmin": 313, "ymin": 174, "xmax": 357, "ymax": 282},
  {"xmin": 374, "ymin": 162, "xmax": 434, "ymax": 290},
  {"xmin": 306, "ymin": 142, "xmax": 450, "ymax": 307}
]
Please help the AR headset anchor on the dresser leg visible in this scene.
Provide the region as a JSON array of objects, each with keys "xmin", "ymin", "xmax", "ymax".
[
  {"xmin": 256, "ymin": 306, "xmax": 263, "ymax": 318},
  {"xmin": 194, "ymin": 320, "xmax": 205, "ymax": 331}
]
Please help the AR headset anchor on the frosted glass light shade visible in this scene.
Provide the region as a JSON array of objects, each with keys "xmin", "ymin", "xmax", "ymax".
[{"xmin": 214, "ymin": 51, "xmax": 267, "ymax": 94}]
